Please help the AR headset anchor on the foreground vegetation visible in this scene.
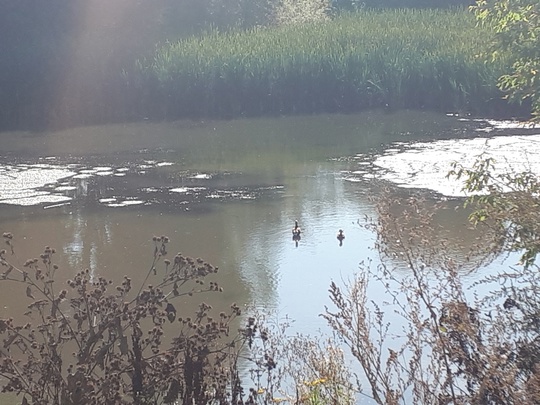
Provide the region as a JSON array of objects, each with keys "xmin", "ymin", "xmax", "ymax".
[
  {"xmin": 135, "ymin": 8, "xmax": 509, "ymax": 120},
  {"xmin": 0, "ymin": 233, "xmax": 356, "ymax": 405},
  {"xmin": 1, "ymin": 1, "xmax": 539, "ymax": 403},
  {"xmin": 324, "ymin": 162, "xmax": 540, "ymax": 403}
]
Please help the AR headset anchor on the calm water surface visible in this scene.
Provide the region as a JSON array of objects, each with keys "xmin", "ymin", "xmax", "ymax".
[
  {"xmin": 0, "ymin": 110, "xmax": 536, "ymax": 338},
  {"xmin": 2, "ymin": 110, "xmax": 539, "ymax": 405}
]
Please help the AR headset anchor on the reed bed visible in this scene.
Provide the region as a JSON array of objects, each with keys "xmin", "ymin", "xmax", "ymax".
[{"xmin": 139, "ymin": 8, "xmax": 508, "ymax": 119}]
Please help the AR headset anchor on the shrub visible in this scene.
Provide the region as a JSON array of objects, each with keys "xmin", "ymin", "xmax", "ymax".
[
  {"xmin": 0, "ymin": 234, "xmax": 250, "ymax": 404},
  {"xmin": 324, "ymin": 162, "xmax": 540, "ymax": 403}
]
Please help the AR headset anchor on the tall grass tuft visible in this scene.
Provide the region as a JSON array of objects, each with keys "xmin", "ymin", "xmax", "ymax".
[{"xmin": 136, "ymin": 8, "xmax": 510, "ymax": 119}]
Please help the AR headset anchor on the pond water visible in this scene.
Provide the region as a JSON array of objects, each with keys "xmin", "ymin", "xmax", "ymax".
[{"xmin": 0, "ymin": 111, "xmax": 538, "ymax": 396}]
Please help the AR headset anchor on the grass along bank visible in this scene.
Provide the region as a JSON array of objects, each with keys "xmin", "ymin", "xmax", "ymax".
[{"xmin": 136, "ymin": 8, "xmax": 511, "ymax": 120}]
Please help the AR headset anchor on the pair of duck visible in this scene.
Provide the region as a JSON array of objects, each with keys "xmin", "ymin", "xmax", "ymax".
[{"xmin": 292, "ymin": 220, "xmax": 345, "ymax": 241}]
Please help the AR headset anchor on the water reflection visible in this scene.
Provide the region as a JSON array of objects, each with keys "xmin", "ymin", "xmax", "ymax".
[
  {"xmin": 292, "ymin": 234, "xmax": 301, "ymax": 247},
  {"xmin": 292, "ymin": 220, "xmax": 302, "ymax": 247},
  {"xmin": 0, "ymin": 157, "xmax": 289, "ymax": 210},
  {"xmin": 371, "ymin": 189, "xmax": 502, "ymax": 274},
  {"xmin": 0, "ymin": 163, "xmax": 75, "ymax": 205},
  {"xmin": 1, "ymin": 112, "xmax": 538, "ymax": 405},
  {"xmin": 0, "ymin": 158, "xmax": 179, "ymax": 206}
]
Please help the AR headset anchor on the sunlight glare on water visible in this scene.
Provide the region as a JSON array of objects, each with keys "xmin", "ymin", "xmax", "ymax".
[
  {"xmin": 214, "ymin": 167, "xmax": 379, "ymax": 335},
  {"xmin": 351, "ymin": 130, "xmax": 540, "ymax": 197},
  {"xmin": 0, "ymin": 164, "xmax": 76, "ymax": 205}
]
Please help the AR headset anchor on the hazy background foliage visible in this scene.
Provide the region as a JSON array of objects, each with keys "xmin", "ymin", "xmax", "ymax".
[
  {"xmin": 0, "ymin": 0, "xmax": 511, "ymax": 131},
  {"xmin": 138, "ymin": 9, "xmax": 507, "ymax": 120}
]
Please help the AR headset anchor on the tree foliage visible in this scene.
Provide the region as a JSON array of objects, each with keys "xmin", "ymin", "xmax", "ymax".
[
  {"xmin": 472, "ymin": 0, "xmax": 540, "ymax": 120},
  {"xmin": 449, "ymin": 157, "xmax": 540, "ymax": 267},
  {"xmin": 271, "ymin": 0, "xmax": 331, "ymax": 25},
  {"xmin": 0, "ymin": 0, "xmax": 491, "ymax": 131}
]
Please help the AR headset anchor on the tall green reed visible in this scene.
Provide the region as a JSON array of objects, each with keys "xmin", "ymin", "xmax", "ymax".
[{"xmin": 136, "ymin": 8, "xmax": 511, "ymax": 119}]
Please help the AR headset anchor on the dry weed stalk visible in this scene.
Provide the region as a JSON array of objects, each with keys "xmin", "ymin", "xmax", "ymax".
[
  {"xmin": 324, "ymin": 183, "xmax": 540, "ymax": 404},
  {"xmin": 241, "ymin": 312, "xmax": 356, "ymax": 405}
]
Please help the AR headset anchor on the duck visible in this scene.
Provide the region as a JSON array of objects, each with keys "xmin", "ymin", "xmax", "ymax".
[
  {"xmin": 292, "ymin": 220, "xmax": 302, "ymax": 238},
  {"xmin": 337, "ymin": 229, "xmax": 345, "ymax": 246}
]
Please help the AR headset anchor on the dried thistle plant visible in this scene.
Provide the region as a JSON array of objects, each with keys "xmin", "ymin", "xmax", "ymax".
[
  {"xmin": 0, "ymin": 233, "xmax": 257, "ymax": 405},
  {"xmin": 0, "ymin": 233, "xmax": 356, "ymax": 405}
]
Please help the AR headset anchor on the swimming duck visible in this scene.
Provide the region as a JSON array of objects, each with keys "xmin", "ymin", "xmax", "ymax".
[
  {"xmin": 337, "ymin": 229, "xmax": 345, "ymax": 246},
  {"xmin": 292, "ymin": 220, "xmax": 302, "ymax": 238}
]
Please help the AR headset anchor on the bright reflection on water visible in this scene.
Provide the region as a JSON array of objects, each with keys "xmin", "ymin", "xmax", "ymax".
[
  {"xmin": 349, "ymin": 119, "xmax": 540, "ymax": 197},
  {"xmin": 0, "ymin": 111, "xmax": 440, "ymax": 333},
  {"xmin": 0, "ymin": 164, "xmax": 75, "ymax": 205}
]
